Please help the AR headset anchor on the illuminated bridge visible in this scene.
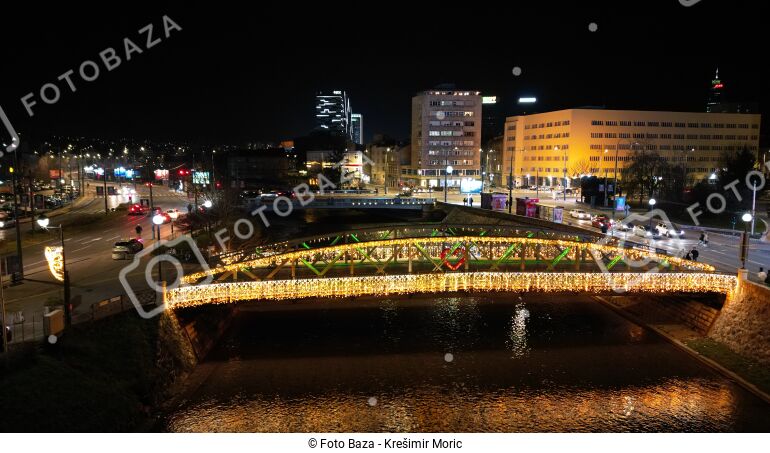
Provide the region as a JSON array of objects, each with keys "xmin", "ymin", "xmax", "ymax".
[{"xmin": 166, "ymin": 223, "xmax": 736, "ymax": 309}]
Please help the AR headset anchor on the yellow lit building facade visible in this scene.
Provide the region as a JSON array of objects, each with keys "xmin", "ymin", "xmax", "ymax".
[{"xmin": 501, "ymin": 109, "xmax": 761, "ymax": 188}]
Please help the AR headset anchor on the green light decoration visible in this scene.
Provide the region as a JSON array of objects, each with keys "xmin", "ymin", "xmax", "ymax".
[
  {"xmin": 606, "ymin": 255, "xmax": 623, "ymax": 270},
  {"xmin": 547, "ymin": 247, "xmax": 572, "ymax": 270}
]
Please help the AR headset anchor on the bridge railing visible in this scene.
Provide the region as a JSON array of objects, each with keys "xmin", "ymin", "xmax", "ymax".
[
  {"xmin": 184, "ymin": 235, "xmax": 716, "ymax": 285},
  {"xmin": 211, "ymin": 222, "xmax": 601, "ymax": 269},
  {"xmin": 167, "ymin": 272, "xmax": 737, "ymax": 309}
]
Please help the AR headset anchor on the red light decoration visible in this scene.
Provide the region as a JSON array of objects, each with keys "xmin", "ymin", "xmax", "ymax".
[
  {"xmin": 440, "ymin": 247, "xmax": 466, "ymax": 271},
  {"xmin": 713, "ymin": 83, "xmax": 723, "ymax": 89}
]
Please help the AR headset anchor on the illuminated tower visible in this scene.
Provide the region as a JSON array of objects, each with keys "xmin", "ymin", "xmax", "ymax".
[{"xmin": 706, "ymin": 68, "xmax": 724, "ymax": 112}]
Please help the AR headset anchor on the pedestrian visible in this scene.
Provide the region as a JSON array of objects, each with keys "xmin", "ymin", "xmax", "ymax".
[
  {"xmin": 759, "ymin": 267, "xmax": 768, "ymax": 283},
  {"xmin": 463, "ymin": 197, "xmax": 467, "ymax": 206},
  {"xmin": 135, "ymin": 224, "xmax": 143, "ymax": 237},
  {"xmin": 685, "ymin": 251, "xmax": 692, "ymax": 260},
  {"xmin": 469, "ymin": 196, "xmax": 474, "ymax": 207},
  {"xmin": 703, "ymin": 232, "xmax": 709, "ymax": 247},
  {"xmin": 690, "ymin": 247, "xmax": 699, "ymax": 262},
  {"xmin": 187, "ymin": 203, "xmax": 193, "ymax": 213},
  {"xmin": 698, "ymin": 231, "xmax": 705, "ymax": 246}
]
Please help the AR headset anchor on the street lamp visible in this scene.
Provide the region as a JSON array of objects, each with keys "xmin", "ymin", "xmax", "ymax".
[
  {"xmin": 740, "ymin": 212, "xmax": 753, "ymax": 269},
  {"xmin": 648, "ymin": 198, "xmax": 656, "ymax": 230},
  {"xmin": 202, "ymin": 200, "xmax": 213, "ymax": 209},
  {"xmin": 152, "ymin": 214, "xmax": 165, "ymax": 282},
  {"xmin": 444, "ymin": 165, "xmax": 453, "ymax": 203},
  {"xmin": 36, "ymin": 215, "xmax": 71, "ymax": 326}
]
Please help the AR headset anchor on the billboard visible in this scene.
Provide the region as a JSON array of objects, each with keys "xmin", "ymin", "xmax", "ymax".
[
  {"xmin": 49, "ymin": 169, "xmax": 61, "ymax": 179},
  {"xmin": 154, "ymin": 169, "xmax": 169, "ymax": 181},
  {"xmin": 615, "ymin": 196, "xmax": 626, "ymax": 212},
  {"xmin": 460, "ymin": 179, "xmax": 482, "ymax": 194}
]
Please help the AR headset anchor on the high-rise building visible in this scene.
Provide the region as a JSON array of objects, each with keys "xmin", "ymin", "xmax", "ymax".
[
  {"xmin": 351, "ymin": 113, "xmax": 363, "ymax": 144},
  {"xmin": 502, "ymin": 108, "xmax": 761, "ymax": 189},
  {"xmin": 706, "ymin": 68, "xmax": 724, "ymax": 113},
  {"xmin": 316, "ymin": 90, "xmax": 351, "ymax": 136},
  {"xmin": 409, "ymin": 88, "xmax": 482, "ymax": 188}
]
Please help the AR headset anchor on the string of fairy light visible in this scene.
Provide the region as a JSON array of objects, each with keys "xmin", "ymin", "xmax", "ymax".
[
  {"xmin": 183, "ymin": 236, "xmax": 716, "ymax": 283},
  {"xmin": 165, "ymin": 272, "xmax": 737, "ymax": 309}
]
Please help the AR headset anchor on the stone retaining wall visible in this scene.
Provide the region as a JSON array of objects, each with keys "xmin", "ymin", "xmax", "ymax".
[{"xmin": 709, "ymin": 274, "xmax": 770, "ymax": 365}]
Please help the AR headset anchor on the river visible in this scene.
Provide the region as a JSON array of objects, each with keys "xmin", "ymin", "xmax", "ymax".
[{"xmin": 163, "ymin": 294, "xmax": 770, "ymax": 432}]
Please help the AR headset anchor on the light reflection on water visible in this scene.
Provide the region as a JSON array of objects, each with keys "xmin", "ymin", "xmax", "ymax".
[{"xmin": 163, "ymin": 295, "xmax": 770, "ymax": 432}]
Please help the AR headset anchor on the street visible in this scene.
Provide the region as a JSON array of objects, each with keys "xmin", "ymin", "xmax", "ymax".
[{"xmin": 2, "ymin": 180, "xmax": 196, "ymax": 321}]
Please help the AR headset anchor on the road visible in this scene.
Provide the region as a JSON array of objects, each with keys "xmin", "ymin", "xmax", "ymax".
[
  {"xmin": 2, "ymin": 180, "xmax": 197, "ymax": 322},
  {"xmin": 412, "ymin": 188, "xmax": 770, "ymax": 283}
]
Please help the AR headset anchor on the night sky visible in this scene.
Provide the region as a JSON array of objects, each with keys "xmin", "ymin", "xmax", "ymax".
[{"xmin": 1, "ymin": 1, "xmax": 767, "ymax": 147}]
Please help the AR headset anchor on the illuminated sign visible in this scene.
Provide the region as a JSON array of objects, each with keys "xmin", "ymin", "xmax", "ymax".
[
  {"xmin": 154, "ymin": 169, "xmax": 169, "ymax": 180},
  {"xmin": 482, "ymin": 96, "xmax": 497, "ymax": 104},
  {"xmin": 713, "ymin": 83, "xmax": 723, "ymax": 89},
  {"xmin": 460, "ymin": 179, "xmax": 482, "ymax": 194},
  {"xmin": 192, "ymin": 171, "xmax": 210, "ymax": 185},
  {"xmin": 114, "ymin": 167, "xmax": 127, "ymax": 177},
  {"xmin": 44, "ymin": 246, "xmax": 65, "ymax": 282},
  {"xmin": 518, "ymin": 97, "xmax": 537, "ymax": 103}
]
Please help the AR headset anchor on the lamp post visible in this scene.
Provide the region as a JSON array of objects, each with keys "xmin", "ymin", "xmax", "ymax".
[
  {"xmin": 740, "ymin": 212, "xmax": 753, "ymax": 269},
  {"xmin": 556, "ymin": 146, "xmax": 566, "ymax": 201},
  {"xmin": 508, "ymin": 151, "xmax": 514, "ymax": 214},
  {"xmin": 152, "ymin": 213, "xmax": 165, "ymax": 282},
  {"xmin": 444, "ymin": 165, "xmax": 453, "ymax": 203},
  {"xmin": 36, "ymin": 215, "xmax": 71, "ymax": 327},
  {"xmin": 648, "ymin": 198, "xmax": 656, "ymax": 230}
]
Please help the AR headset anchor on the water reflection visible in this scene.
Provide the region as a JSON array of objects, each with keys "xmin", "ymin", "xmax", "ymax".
[
  {"xmin": 164, "ymin": 294, "xmax": 770, "ymax": 432},
  {"xmin": 506, "ymin": 301, "xmax": 530, "ymax": 358}
]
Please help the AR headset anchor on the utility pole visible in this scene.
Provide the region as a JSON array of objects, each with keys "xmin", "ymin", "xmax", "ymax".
[
  {"xmin": 103, "ymin": 171, "xmax": 108, "ymax": 215},
  {"xmin": 508, "ymin": 150, "xmax": 513, "ymax": 214},
  {"xmin": 28, "ymin": 172, "xmax": 36, "ymax": 233},
  {"xmin": 10, "ymin": 157, "xmax": 23, "ymax": 279}
]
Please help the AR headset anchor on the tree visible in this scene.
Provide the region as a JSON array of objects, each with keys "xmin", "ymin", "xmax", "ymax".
[
  {"xmin": 569, "ymin": 159, "xmax": 592, "ymax": 178},
  {"xmin": 716, "ymin": 146, "xmax": 764, "ymax": 211},
  {"xmin": 625, "ymin": 151, "xmax": 669, "ymax": 205}
]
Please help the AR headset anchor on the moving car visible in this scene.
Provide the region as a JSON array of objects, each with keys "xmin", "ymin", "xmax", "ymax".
[
  {"xmin": 632, "ymin": 224, "xmax": 660, "ymax": 239},
  {"xmin": 111, "ymin": 239, "xmax": 144, "ymax": 260},
  {"xmin": 0, "ymin": 217, "xmax": 16, "ymax": 229},
  {"xmin": 655, "ymin": 222, "xmax": 685, "ymax": 238},
  {"xmin": 128, "ymin": 203, "xmax": 146, "ymax": 215},
  {"xmin": 569, "ymin": 209, "xmax": 591, "ymax": 220},
  {"xmin": 591, "ymin": 215, "xmax": 611, "ymax": 229},
  {"xmin": 614, "ymin": 221, "xmax": 632, "ymax": 232}
]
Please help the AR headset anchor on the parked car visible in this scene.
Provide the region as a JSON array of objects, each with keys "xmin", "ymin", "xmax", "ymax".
[
  {"xmin": 111, "ymin": 239, "xmax": 144, "ymax": 260},
  {"xmin": 632, "ymin": 224, "xmax": 660, "ymax": 239},
  {"xmin": 655, "ymin": 222, "xmax": 685, "ymax": 238},
  {"xmin": 569, "ymin": 209, "xmax": 591, "ymax": 220}
]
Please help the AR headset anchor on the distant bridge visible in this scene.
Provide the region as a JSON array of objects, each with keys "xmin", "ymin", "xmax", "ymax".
[
  {"xmin": 165, "ymin": 223, "xmax": 733, "ymax": 309},
  {"xmin": 254, "ymin": 196, "xmax": 434, "ymax": 211}
]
